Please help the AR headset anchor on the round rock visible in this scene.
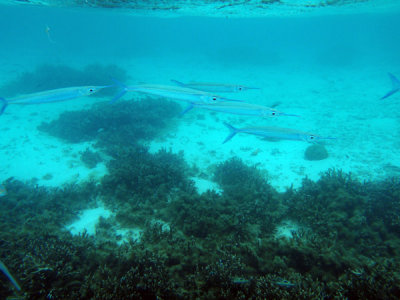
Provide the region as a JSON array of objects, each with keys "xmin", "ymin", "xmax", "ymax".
[{"xmin": 304, "ymin": 144, "xmax": 329, "ymax": 161}]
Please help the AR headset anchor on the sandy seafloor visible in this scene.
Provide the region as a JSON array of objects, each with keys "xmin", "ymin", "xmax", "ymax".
[
  {"xmin": 1, "ymin": 2, "xmax": 400, "ymax": 236},
  {"xmin": 1, "ymin": 59, "xmax": 398, "ymax": 191}
]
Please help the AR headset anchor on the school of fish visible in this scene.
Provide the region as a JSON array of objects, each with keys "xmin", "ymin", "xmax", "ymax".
[{"xmin": 1, "ymin": 73, "xmax": 399, "ymax": 145}]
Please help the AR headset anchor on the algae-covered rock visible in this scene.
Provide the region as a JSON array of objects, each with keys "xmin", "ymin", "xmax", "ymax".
[{"xmin": 304, "ymin": 144, "xmax": 329, "ymax": 161}]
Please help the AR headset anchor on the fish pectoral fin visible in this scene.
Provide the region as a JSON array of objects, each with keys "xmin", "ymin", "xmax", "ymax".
[
  {"xmin": 389, "ymin": 73, "xmax": 400, "ymax": 88},
  {"xmin": 179, "ymin": 104, "xmax": 195, "ymax": 117},
  {"xmin": 0, "ymin": 98, "xmax": 8, "ymax": 115}
]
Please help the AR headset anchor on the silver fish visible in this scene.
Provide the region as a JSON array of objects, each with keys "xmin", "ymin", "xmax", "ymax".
[
  {"xmin": 171, "ymin": 79, "xmax": 260, "ymax": 93},
  {"xmin": 191, "ymin": 101, "xmax": 299, "ymax": 118},
  {"xmin": 126, "ymin": 84, "xmax": 243, "ymax": 104},
  {"xmin": 223, "ymin": 122, "xmax": 335, "ymax": 144},
  {"xmin": 0, "ymin": 85, "xmax": 110, "ymax": 115}
]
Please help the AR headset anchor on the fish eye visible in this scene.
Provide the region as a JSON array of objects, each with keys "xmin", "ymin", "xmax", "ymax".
[
  {"xmin": 89, "ymin": 89, "xmax": 94, "ymax": 92},
  {"xmin": 238, "ymin": 87, "xmax": 243, "ymax": 91},
  {"xmin": 271, "ymin": 111, "xmax": 276, "ymax": 116},
  {"xmin": 212, "ymin": 97, "xmax": 217, "ymax": 101},
  {"xmin": 309, "ymin": 135, "xmax": 315, "ymax": 140}
]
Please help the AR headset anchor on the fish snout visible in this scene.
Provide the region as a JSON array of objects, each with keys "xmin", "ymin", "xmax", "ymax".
[{"xmin": 261, "ymin": 109, "xmax": 280, "ymax": 118}]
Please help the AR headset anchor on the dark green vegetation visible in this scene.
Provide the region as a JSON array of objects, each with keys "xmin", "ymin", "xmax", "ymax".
[
  {"xmin": 38, "ymin": 97, "xmax": 180, "ymax": 145},
  {"xmin": 1, "ymin": 156, "xmax": 400, "ymax": 298},
  {"xmin": 0, "ymin": 63, "xmax": 127, "ymax": 98},
  {"xmin": 80, "ymin": 148, "xmax": 103, "ymax": 168}
]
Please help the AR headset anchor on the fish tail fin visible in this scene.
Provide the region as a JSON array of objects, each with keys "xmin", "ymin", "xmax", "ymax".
[
  {"xmin": 0, "ymin": 98, "xmax": 8, "ymax": 115},
  {"xmin": 0, "ymin": 261, "xmax": 21, "ymax": 291},
  {"xmin": 381, "ymin": 73, "xmax": 400, "ymax": 100},
  {"xmin": 223, "ymin": 122, "xmax": 239, "ymax": 144},
  {"xmin": 110, "ymin": 79, "xmax": 128, "ymax": 103},
  {"xmin": 170, "ymin": 79, "xmax": 186, "ymax": 87}
]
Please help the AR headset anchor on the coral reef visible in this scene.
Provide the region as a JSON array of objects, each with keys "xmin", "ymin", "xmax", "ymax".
[
  {"xmin": 1, "ymin": 161, "xmax": 400, "ymax": 298},
  {"xmin": 38, "ymin": 97, "xmax": 180, "ymax": 145},
  {"xmin": 0, "ymin": 179, "xmax": 100, "ymax": 298},
  {"xmin": 213, "ymin": 157, "xmax": 283, "ymax": 233},
  {"xmin": 102, "ymin": 145, "xmax": 191, "ymax": 201},
  {"xmin": 364, "ymin": 178, "xmax": 400, "ymax": 233}
]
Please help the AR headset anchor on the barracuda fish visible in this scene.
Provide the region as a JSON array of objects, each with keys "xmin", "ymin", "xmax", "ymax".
[
  {"xmin": 171, "ymin": 79, "xmax": 260, "ymax": 93},
  {"xmin": 222, "ymin": 122, "xmax": 336, "ymax": 144},
  {"xmin": 120, "ymin": 84, "xmax": 244, "ymax": 104},
  {"xmin": 188, "ymin": 101, "xmax": 299, "ymax": 118},
  {"xmin": 0, "ymin": 260, "xmax": 21, "ymax": 291},
  {"xmin": 381, "ymin": 73, "xmax": 400, "ymax": 100},
  {"xmin": 0, "ymin": 85, "xmax": 110, "ymax": 115}
]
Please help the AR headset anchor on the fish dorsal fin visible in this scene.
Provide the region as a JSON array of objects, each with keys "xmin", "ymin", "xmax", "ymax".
[
  {"xmin": 389, "ymin": 73, "xmax": 400, "ymax": 88},
  {"xmin": 381, "ymin": 73, "xmax": 400, "ymax": 100},
  {"xmin": 170, "ymin": 79, "xmax": 186, "ymax": 87}
]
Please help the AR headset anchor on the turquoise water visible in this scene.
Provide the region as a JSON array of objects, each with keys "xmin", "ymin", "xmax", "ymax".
[
  {"xmin": 1, "ymin": 2, "xmax": 400, "ymax": 298},
  {"xmin": 2, "ymin": 6, "xmax": 400, "ymax": 69}
]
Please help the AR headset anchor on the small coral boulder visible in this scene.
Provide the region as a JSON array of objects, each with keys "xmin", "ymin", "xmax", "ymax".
[{"xmin": 304, "ymin": 144, "xmax": 328, "ymax": 161}]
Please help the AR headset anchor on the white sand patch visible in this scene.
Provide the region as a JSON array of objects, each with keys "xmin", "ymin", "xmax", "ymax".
[
  {"xmin": 66, "ymin": 205, "xmax": 112, "ymax": 236},
  {"xmin": 66, "ymin": 204, "xmax": 143, "ymax": 244},
  {"xmin": 190, "ymin": 176, "xmax": 223, "ymax": 194}
]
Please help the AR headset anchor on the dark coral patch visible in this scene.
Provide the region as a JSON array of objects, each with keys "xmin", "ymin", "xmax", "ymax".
[
  {"xmin": 1, "ymin": 162, "xmax": 400, "ymax": 298},
  {"xmin": 38, "ymin": 97, "xmax": 180, "ymax": 145}
]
